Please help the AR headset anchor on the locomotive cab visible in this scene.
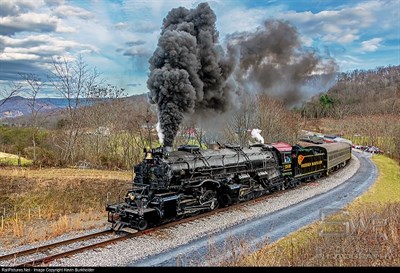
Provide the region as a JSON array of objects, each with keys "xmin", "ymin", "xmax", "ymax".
[{"xmin": 270, "ymin": 142, "xmax": 293, "ymax": 178}]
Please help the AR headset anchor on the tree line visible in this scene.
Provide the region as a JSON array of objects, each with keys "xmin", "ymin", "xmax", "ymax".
[
  {"xmin": 1, "ymin": 58, "xmax": 399, "ymax": 168},
  {"xmin": 302, "ymin": 65, "xmax": 400, "ymax": 119}
]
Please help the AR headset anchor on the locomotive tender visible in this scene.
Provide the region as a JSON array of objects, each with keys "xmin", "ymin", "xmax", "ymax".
[{"xmin": 106, "ymin": 141, "xmax": 351, "ymax": 231}]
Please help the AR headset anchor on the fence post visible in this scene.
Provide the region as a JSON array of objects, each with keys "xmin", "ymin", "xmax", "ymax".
[
  {"xmin": 1, "ymin": 208, "xmax": 4, "ymax": 230},
  {"xmin": 18, "ymin": 153, "xmax": 21, "ymax": 167},
  {"xmin": 106, "ymin": 192, "xmax": 111, "ymax": 205}
]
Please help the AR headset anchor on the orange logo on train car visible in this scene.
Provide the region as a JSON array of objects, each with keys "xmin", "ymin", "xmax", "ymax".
[{"xmin": 297, "ymin": 155, "xmax": 305, "ymax": 165}]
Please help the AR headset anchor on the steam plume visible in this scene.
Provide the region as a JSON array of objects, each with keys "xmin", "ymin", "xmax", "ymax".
[
  {"xmin": 147, "ymin": 2, "xmax": 337, "ymax": 147},
  {"xmin": 226, "ymin": 20, "xmax": 338, "ymax": 107},
  {"xmin": 251, "ymin": 128, "xmax": 264, "ymax": 144},
  {"xmin": 147, "ymin": 2, "xmax": 236, "ymax": 147}
]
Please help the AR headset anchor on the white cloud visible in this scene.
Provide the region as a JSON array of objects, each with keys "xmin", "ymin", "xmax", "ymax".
[
  {"xmin": 0, "ymin": 33, "xmax": 97, "ymax": 62},
  {"xmin": 340, "ymin": 34, "xmax": 358, "ymax": 44},
  {"xmin": 53, "ymin": 5, "xmax": 94, "ymax": 19},
  {"xmin": 361, "ymin": 38, "xmax": 383, "ymax": 52},
  {"xmin": 282, "ymin": 2, "xmax": 379, "ymax": 46},
  {"xmin": 0, "ymin": 52, "xmax": 40, "ymax": 61},
  {"xmin": 0, "ymin": 0, "xmax": 43, "ymax": 16},
  {"xmin": 114, "ymin": 22, "xmax": 128, "ymax": 30},
  {"xmin": 0, "ymin": 12, "xmax": 59, "ymax": 35}
]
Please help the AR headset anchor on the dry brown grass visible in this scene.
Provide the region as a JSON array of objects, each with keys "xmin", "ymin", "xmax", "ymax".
[
  {"xmin": 0, "ymin": 166, "xmax": 132, "ymax": 248},
  {"xmin": 211, "ymin": 203, "xmax": 399, "ymax": 266},
  {"xmin": 0, "ymin": 166, "xmax": 132, "ymax": 180},
  {"xmin": 11, "ymin": 215, "xmax": 24, "ymax": 238}
]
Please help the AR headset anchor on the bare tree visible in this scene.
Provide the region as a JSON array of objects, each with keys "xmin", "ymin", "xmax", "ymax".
[
  {"xmin": 81, "ymin": 84, "xmax": 127, "ymax": 165},
  {"xmin": 257, "ymin": 94, "xmax": 300, "ymax": 144},
  {"xmin": 393, "ymin": 123, "xmax": 400, "ymax": 160},
  {"xmin": 225, "ymin": 94, "xmax": 258, "ymax": 147},
  {"xmin": 392, "ymin": 85, "xmax": 400, "ymax": 115},
  {"xmin": 106, "ymin": 95, "xmax": 157, "ymax": 167},
  {"xmin": 193, "ymin": 126, "xmax": 206, "ymax": 148},
  {"xmin": 48, "ymin": 55, "xmax": 102, "ymax": 165},
  {"xmin": 19, "ymin": 73, "xmax": 44, "ymax": 161},
  {"xmin": 0, "ymin": 82, "xmax": 22, "ymax": 107}
]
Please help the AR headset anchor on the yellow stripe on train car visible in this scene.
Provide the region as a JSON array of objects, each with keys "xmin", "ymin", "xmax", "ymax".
[{"xmin": 300, "ymin": 160, "xmax": 323, "ymax": 168}]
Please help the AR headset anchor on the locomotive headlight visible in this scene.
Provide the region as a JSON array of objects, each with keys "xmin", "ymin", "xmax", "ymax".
[{"xmin": 128, "ymin": 192, "xmax": 135, "ymax": 200}]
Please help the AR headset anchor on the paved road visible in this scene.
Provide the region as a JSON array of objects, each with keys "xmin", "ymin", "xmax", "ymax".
[{"xmin": 130, "ymin": 151, "xmax": 378, "ymax": 266}]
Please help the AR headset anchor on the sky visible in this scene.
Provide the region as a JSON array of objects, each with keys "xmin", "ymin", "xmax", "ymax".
[{"xmin": 0, "ymin": 0, "xmax": 399, "ymax": 98}]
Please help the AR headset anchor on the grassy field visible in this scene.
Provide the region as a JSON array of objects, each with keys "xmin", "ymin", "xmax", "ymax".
[
  {"xmin": 0, "ymin": 166, "xmax": 133, "ymax": 180},
  {"xmin": 354, "ymin": 155, "xmax": 400, "ymax": 204},
  {"xmin": 0, "ymin": 166, "xmax": 132, "ymax": 247},
  {"xmin": 216, "ymin": 154, "xmax": 400, "ymax": 266},
  {"xmin": 0, "ymin": 152, "xmax": 32, "ymax": 166}
]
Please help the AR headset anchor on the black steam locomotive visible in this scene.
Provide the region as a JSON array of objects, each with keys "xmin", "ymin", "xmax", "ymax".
[{"xmin": 106, "ymin": 141, "xmax": 351, "ymax": 231}]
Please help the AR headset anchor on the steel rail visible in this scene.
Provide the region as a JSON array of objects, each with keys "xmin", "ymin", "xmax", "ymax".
[{"xmin": 0, "ymin": 230, "xmax": 113, "ymax": 262}]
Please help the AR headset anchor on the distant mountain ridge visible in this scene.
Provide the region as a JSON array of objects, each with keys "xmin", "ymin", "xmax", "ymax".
[
  {"xmin": 0, "ymin": 96, "xmax": 70, "ymax": 119},
  {"xmin": 0, "ymin": 94, "xmax": 148, "ymax": 119}
]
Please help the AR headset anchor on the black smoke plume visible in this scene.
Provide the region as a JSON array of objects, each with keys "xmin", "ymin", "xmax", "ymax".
[
  {"xmin": 226, "ymin": 19, "xmax": 338, "ymax": 106},
  {"xmin": 147, "ymin": 2, "xmax": 236, "ymax": 147},
  {"xmin": 147, "ymin": 2, "xmax": 337, "ymax": 147}
]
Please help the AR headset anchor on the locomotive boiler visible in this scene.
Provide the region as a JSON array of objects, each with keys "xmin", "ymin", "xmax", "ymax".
[{"xmin": 106, "ymin": 143, "xmax": 282, "ymax": 231}]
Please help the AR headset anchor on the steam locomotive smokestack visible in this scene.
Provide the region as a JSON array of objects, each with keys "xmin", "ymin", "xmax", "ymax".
[{"xmin": 147, "ymin": 2, "xmax": 236, "ymax": 147}]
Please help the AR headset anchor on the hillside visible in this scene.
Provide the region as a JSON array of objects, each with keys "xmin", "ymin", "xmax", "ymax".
[{"xmin": 302, "ymin": 65, "xmax": 400, "ymax": 119}]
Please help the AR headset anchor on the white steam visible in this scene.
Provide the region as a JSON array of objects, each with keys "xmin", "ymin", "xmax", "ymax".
[
  {"xmin": 251, "ymin": 128, "xmax": 264, "ymax": 144},
  {"xmin": 156, "ymin": 122, "xmax": 164, "ymax": 145}
]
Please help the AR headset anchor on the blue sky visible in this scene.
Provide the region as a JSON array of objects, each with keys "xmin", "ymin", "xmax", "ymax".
[{"xmin": 0, "ymin": 0, "xmax": 399, "ymax": 98}]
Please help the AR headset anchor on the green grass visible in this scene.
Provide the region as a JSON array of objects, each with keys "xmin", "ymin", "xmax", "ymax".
[
  {"xmin": 0, "ymin": 153, "xmax": 32, "ymax": 166},
  {"xmin": 185, "ymin": 138, "xmax": 208, "ymax": 149},
  {"xmin": 352, "ymin": 155, "xmax": 400, "ymax": 204}
]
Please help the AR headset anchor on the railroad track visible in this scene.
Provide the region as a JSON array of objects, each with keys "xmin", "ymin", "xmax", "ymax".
[
  {"xmin": 0, "ymin": 230, "xmax": 118, "ymax": 267},
  {"xmin": 0, "ymin": 180, "xmax": 314, "ymax": 267}
]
